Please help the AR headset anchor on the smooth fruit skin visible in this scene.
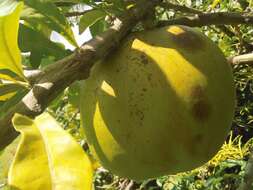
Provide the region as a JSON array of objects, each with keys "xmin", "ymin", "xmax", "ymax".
[{"xmin": 80, "ymin": 25, "xmax": 235, "ymax": 181}]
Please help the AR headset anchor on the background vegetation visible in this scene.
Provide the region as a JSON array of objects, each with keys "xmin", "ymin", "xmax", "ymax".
[{"xmin": 0, "ymin": 0, "xmax": 253, "ymax": 189}]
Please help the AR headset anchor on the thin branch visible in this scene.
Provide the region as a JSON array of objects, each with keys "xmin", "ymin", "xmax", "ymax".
[
  {"xmin": 54, "ymin": 2, "xmax": 76, "ymax": 7},
  {"xmin": 0, "ymin": 0, "xmax": 160, "ymax": 150},
  {"xmin": 157, "ymin": 12, "xmax": 253, "ymax": 27},
  {"xmin": 159, "ymin": 1, "xmax": 253, "ymax": 52},
  {"xmin": 65, "ymin": 11, "xmax": 88, "ymax": 17},
  {"xmin": 160, "ymin": 1, "xmax": 201, "ymax": 14},
  {"xmin": 228, "ymin": 53, "xmax": 253, "ymax": 65},
  {"xmin": 65, "ymin": 9, "xmax": 96, "ymax": 17}
]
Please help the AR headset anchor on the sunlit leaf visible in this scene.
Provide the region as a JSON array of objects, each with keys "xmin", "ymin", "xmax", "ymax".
[
  {"xmin": 0, "ymin": 137, "xmax": 20, "ymax": 187},
  {"xmin": 8, "ymin": 113, "xmax": 93, "ymax": 190},
  {"xmin": 211, "ymin": 0, "xmax": 221, "ymax": 9},
  {"xmin": 0, "ymin": 1, "xmax": 25, "ymax": 81}
]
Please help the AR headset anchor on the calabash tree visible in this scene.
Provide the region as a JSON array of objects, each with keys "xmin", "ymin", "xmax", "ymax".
[{"xmin": 0, "ymin": 0, "xmax": 252, "ymax": 189}]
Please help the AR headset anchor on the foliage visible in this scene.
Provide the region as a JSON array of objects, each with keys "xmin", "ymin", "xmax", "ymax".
[{"xmin": 0, "ymin": 0, "xmax": 253, "ymax": 189}]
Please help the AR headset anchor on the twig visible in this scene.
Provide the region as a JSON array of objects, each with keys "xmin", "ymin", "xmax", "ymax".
[
  {"xmin": 160, "ymin": 1, "xmax": 202, "ymax": 14},
  {"xmin": 0, "ymin": 0, "xmax": 160, "ymax": 150},
  {"xmin": 228, "ymin": 53, "xmax": 253, "ymax": 65},
  {"xmin": 65, "ymin": 11, "xmax": 88, "ymax": 17},
  {"xmin": 157, "ymin": 12, "xmax": 253, "ymax": 27},
  {"xmin": 54, "ymin": 2, "xmax": 76, "ymax": 7},
  {"xmin": 159, "ymin": 1, "xmax": 253, "ymax": 52}
]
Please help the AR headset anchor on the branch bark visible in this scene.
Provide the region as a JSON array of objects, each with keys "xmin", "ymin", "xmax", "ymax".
[
  {"xmin": 228, "ymin": 53, "xmax": 253, "ymax": 65},
  {"xmin": 159, "ymin": 2, "xmax": 253, "ymax": 52},
  {"xmin": 65, "ymin": 9, "xmax": 95, "ymax": 17},
  {"xmin": 160, "ymin": 1, "xmax": 202, "ymax": 14},
  {"xmin": 157, "ymin": 12, "xmax": 253, "ymax": 27},
  {"xmin": 0, "ymin": 0, "xmax": 160, "ymax": 150}
]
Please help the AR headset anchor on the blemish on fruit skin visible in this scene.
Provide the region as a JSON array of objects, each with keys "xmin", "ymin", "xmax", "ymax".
[
  {"xmin": 147, "ymin": 73, "xmax": 152, "ymax": 81},
  {"xmin": 191, "ymin": 86, "xmax": 211, "ymax": 122},
  {"xmin": 170, "ymin": 27, "xmax": 204, "ymax": 51},
  {"xmin": 193, "ymin": 134, "xmax": 204, "ymax": 143},
  {"xmin": 192, "ymin": 100, "xmax": 211, "ymax": 122},
  {"xmin": 140, "ymin": 54, "xmax": 149, "ymax": 65}
]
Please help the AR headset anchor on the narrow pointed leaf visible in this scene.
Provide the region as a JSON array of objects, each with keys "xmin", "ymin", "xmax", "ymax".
[
  {"xmin": 8, "ymin": 113, "xmax": 93, "ymax": 190},
  {"xmin": 0, "ymin": 83, "xmax": 24, "ymax": 101},
  {"xmin": 0, "ymin": 1, "xmax": 25, "ymax": 80}
]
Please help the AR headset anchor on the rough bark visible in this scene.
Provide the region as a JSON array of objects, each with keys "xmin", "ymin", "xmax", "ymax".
[
  {"xmin": 158, "ymin": 12, "xmax": 253, "ymax": 27},
  {"xmin": 0, "ymin": 0, "xmax": 160, "ymax": 149}
]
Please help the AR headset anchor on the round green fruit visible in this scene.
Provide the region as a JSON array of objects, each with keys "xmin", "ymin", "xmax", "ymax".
[{"xmin": 80, "ymin": 25, "xmax": 235, "ymax": 181}]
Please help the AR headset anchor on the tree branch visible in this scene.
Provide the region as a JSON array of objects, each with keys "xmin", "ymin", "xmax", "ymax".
[
  {"xmin": 0, "ymin": 0, "xmax": 160, "ymax": 150},
  {"xmin": 65, "ymin": 11, "xmax": 88, "ymax": 17},
  {"xmin": 65, "ymin": 9, "xmax": 95, "ymax": 17},
  {"xmin": 159, "ymin": 2, "xmax": 253, "ymax": 52},
  {"xmin": 160, "ymin": 1, "xmax": 202, "ymax": 14},
  {"xmin": 54, "ymin": 2, "xmax": 76, "ymax": 7},
  {"xmin": 227, "ymin": 53, "xmax": 253, "ymax": 65},
  {"xmin": 157, "ymin": 12, "xmax": 253, "ymax": 27}
]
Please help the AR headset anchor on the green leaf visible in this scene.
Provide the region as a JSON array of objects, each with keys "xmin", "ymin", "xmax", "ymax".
[
  {"xmin": 21, "ymin": 0, "xmax": 78, "ymax": 47},
  {"xmin": 0, "ymin": 83, "xmax": 25, "ymax": 101},
  {"xmin": 18, "ymin": 24, "xmax": 69, "ymax": 68},
  {"xmin": 79, "ymin": 9, "xmax": 106, "ymax": 34},
  {"xmin": 0, "ymin": 1, "xmax": 25, "ymax": 81},
  {"xmin": 9, "ymin": 113, "xmax": 93, "ymax": 190},
  {"xmin": 89, "ymin": 18, "xmax": 107, "ymax": 37},
  {"xmin": 0, "ymin": 69, "xmax": 23, "ymax": 82},
  {"xmin": 0, "ymin": 89, "xmax": 28, "ymax": 118},
  {"xmin": 68, "ymin": 81, "xmax": 82, "ymax": 108}
]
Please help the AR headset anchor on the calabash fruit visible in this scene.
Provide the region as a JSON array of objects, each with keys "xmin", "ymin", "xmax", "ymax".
[{"xmin": 80, "ymin": 25, "xmax": 235, "ymax": 181}]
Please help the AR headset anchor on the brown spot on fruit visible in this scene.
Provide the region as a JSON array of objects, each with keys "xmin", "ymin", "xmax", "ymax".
[
  {"xmin": 171, "ymin": 27, "xmax": 204, "ymax": 51},
  {"xmin": 192, "ymin": 100, "xmax": 211, "ymax": 122},
  {"xmin": 191, "ymin": 85, "xmax": 204, "ymax": 98},
  {"xmin": 193, "ymin": 134, "xmax": 204, "ymax": 143},
  {"xmin": 190, "ymin": 86, "xmax": 211, "ymax": 122},
  {"xmin": 140, "ymin": 53, "xmax": 149, "ymax": 65}
]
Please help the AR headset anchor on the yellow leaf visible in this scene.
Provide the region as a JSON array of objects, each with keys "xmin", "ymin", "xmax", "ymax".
[
  {"xmin": 8, "ymin": 113, "xmax": 93, "ymax": 190},
  {"xmin": 0, "ymin": 91, "xmax": 16, "ymax": 101},
  {"xmin": 0, "ymin": 83, "xmax": 21, "ymax": 101},
  {"xmin": 0, "ymin": 137, "xmax": 20, "ymax": 185},
  {"xmin": 211, "ymin": 0, "xmax": 221, "ymax": 9},
  {"xmin": 0, "ymin": 1, "xmax": 25, "ymax": 80}
]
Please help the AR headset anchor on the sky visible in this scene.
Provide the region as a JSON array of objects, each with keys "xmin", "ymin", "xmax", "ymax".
[
  {"xmin": 50, "ymin": 24, "xmax": 92, "ymax": 51},
  {"xmin": 50, "ymin": 5, "xmax": 93, "ymax": 51}
]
